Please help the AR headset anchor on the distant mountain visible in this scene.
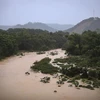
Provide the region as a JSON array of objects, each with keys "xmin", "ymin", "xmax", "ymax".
[
  {"xmin": 66, "ymin": 17, "xmax": 100, "ymax": 34},
  {"xmin": 48, "ymin": 24, "xmax": 74, "ymax": 31},
  {"xmin": 0, "ymin": 25, "xmax": 12, "ymax": 30},
  {"xmin": 13, "ymin": 22, "xmax": 57, "ymax": 32},
  {"xmin": 0, "ymin": 22, "xmax": 57, "ymax": 32},
  {"xmin": 0, "ymin": 23, "xmax": 74, "ymax": 32}
]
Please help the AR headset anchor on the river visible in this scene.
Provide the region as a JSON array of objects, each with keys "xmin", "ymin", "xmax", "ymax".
[{"xmin": 0, "ymin": 49, "xmax": 100, "ymax": 100}]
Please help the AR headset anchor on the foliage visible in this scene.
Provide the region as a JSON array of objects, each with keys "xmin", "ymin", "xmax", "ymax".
[
  {"xmin": 40, "ymin": 77, "xmax": 50, "ymax": 83},
  {"xmin": 31, "ymin": 57, "xmax": 58, "ymax": 74},
  {"xmin": 64, "ymin": 30, "xmax": 100, "ymax": 66},
  {"xmin": 0, "ymin": 30, "xmax": 18, "ymax": 59},
  {"xmin": 54, "ymin": 58, "xmax": 68, "ymax": 63},
  {"xmin": 65, "ymin": 33, "xmax": 82, "ymax": 55},
  {"xmin": 0, "ymin": 28, "xmax": 67, "ymax": 60}
]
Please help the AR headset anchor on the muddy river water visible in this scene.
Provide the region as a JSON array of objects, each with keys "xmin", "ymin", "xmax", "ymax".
[{"xmin": 0, "ymin": 49, "xmax": 100, "ymax": 100}]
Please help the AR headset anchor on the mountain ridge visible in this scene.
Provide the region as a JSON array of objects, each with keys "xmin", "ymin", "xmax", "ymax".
[
  {"xmin": 13, "ymin": 22, "xmax": 57, "ymax": 32},
  {"xmin": 0, "ymin": 22, "xmax": 74, "ymax": 32},
  {"xmin": 66, "ymin": 17, "xmax": 100, "ymax": 34},
  {"xmin": 0, "ymin": 22, "xmax": 56, "ymax": 32},
  {"xmin": 47, "ymin": 24, "xmax": 74, "ymax": 31}
]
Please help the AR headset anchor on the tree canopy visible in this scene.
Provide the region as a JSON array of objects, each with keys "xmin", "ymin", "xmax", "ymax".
[{"xmin": 0, "ymin": 28, "xmax": 67, "ymax": 59}]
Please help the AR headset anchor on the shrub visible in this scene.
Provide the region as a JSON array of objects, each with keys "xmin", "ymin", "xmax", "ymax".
[
  {"xmin": 31, "ymin": 57, "xmax": 58, "ymax": 74},
  {"xmin": 40, "ymin": 77, "xmax": 50, "ymax": 83}
]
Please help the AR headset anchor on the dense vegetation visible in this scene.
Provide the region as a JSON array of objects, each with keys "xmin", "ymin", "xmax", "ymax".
[
  {"xmin": 31, "ymin": 57, "xmax": 58, "ymax": 74},
  {"xmin": 65, "ymin": 30, "xmax": 100, "ymax": 67},
  {"xmin": 58, "ymin": 30, "xmax": 100, "ymax": 89},
  {"xmin": 0, "ymin": 28, "xmax": 67, "ymax": 60}
]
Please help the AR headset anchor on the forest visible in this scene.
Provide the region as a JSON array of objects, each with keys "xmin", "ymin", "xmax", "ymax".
[
  {"xmin": 0, "ymin": 28, "xmax": 100, "ymax": 66},
  {"xmin": 66, "ymin": 30, "xmax": 100, "ymax": 67},
  {"xmin": 0, "ymin": 29, "xmax": 100, "ymax": 67},
  {"xmin": 0, "ymin": 28, "xmax": 67, "ymax": 59}
]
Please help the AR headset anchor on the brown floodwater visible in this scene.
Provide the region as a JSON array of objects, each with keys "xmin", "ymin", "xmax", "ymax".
[{"xmin": 0, "ymin": 49, "xmax": 100, "ymax": 100}]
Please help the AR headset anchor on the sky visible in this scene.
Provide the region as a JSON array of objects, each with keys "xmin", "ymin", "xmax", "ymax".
[{"xmin": 0, "ymin": 0, "xmax": 100, "ymax": 25}]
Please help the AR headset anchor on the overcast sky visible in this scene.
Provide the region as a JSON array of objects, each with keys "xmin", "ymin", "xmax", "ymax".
[{"xmin": 0, "ymin": 0, "xmax": 100, "ymax": 25}]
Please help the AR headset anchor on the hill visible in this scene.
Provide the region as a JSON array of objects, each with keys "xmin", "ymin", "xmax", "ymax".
[
  {"xmin": 13, "ymin": 22, "xmax": 57, "ymax": 32},
  {"xmin": 0, "ymin": 25, "xmax": 12, "ymax": 30},
  {"xmin": 47, "ymin": 24, "xmax": 74, "ymax": 31},
  {"xmin": 0, "ymin": 23, "xmax": 74, "ymax": 32},
  {"xmin": 0, "ymin": 22, "xmax": 57, "ymax": 32},
  {"xmin": 66, "ymin": 17, "xmax": 100, "ymax": 34}
]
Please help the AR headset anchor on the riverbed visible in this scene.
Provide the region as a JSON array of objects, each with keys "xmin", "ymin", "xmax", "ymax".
[{"xmin": 0, "ymin": 49, "xmax": 100, "ymax": 100}]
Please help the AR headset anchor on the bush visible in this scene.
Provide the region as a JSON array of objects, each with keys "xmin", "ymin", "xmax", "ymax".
[
  {"xmin": 40, "ymin": 77, "xmax": 50, "ymax": 83},
  {"xmin": 54, "ymin": 58, "xmax": 67, "ymax": 63},
  {"xmin": 31, "ymin": 57, "xmax": 58, "ymax": 74}
]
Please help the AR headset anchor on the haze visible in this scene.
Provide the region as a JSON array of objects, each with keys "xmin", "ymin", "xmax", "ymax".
[{"xmin": 0, "ymin": 0, "xmax": 100, "ymax": 25}]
